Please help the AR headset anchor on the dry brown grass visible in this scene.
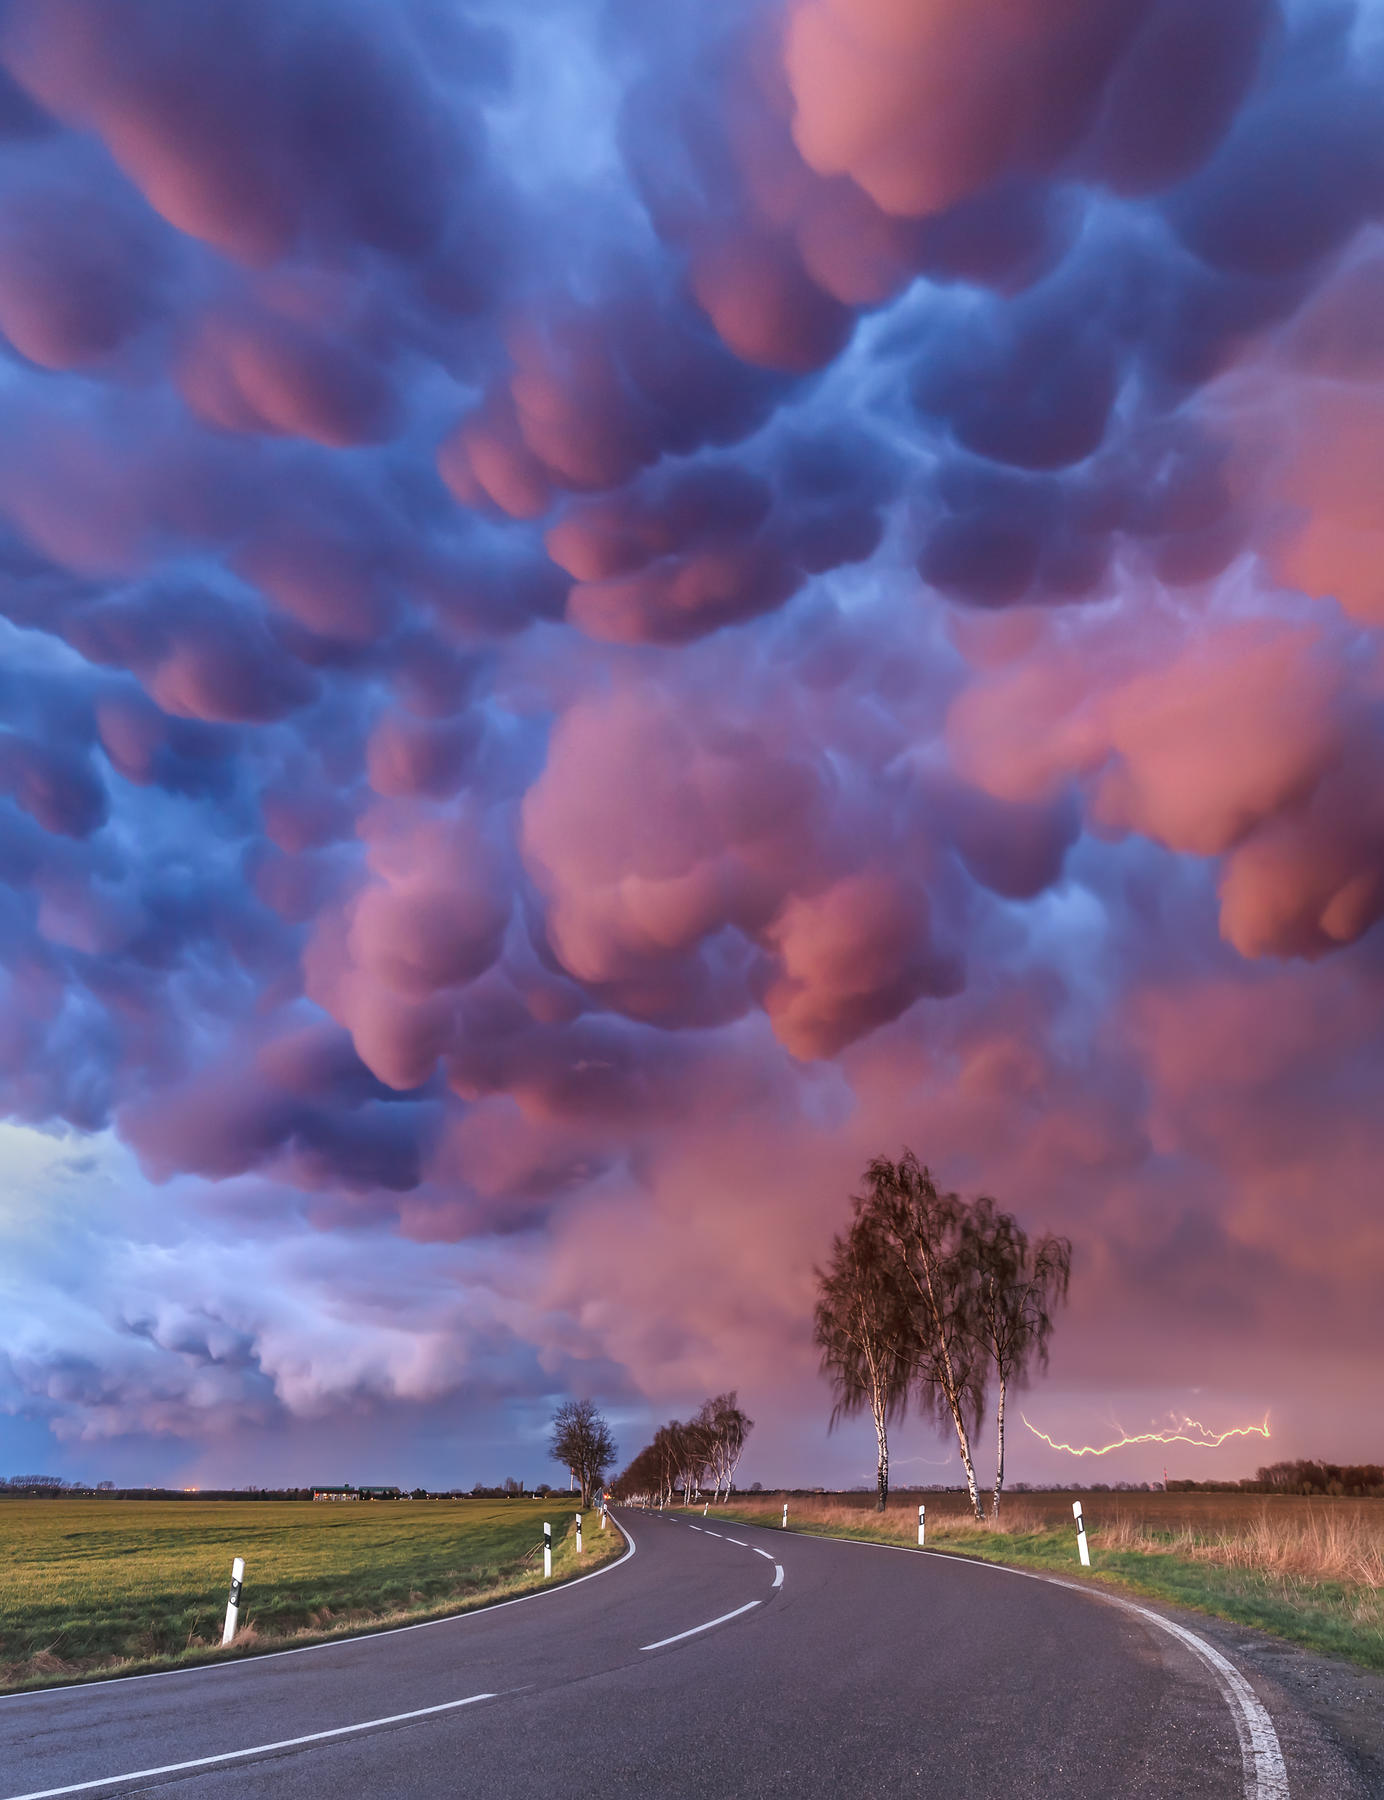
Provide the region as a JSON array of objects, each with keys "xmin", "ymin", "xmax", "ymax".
[
  {"xmin": 708, "ymin": 1490, "xmax": 1384, "ymax": 1588},
  {"xmin": 1093, "ymin": 1504, "xmax": 1384, "ymax": 1587}
]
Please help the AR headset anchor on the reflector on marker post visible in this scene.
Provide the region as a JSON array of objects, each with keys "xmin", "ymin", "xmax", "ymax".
[
  {"xmin": 918, "ymin": 1503, "xmax": 926, "ymax": 1547},
  {"xmin": 221, "ymin": 1556, "xmax": 244, "ymax": 1646},
  {"xmin": 1073, "ymin": 1499, "xmax": 1090, "ymax": 1567},
  {"xmin": 543, "ymin": 1520, "xmax": 552, "ymax": 1580}
]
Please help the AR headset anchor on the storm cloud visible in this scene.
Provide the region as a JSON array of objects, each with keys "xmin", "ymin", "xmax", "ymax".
[{"xmin": 0, "ymin": 0, "xmax": 1382, "ymax": 1482}]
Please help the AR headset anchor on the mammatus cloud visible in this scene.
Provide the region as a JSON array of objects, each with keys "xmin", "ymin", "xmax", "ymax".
[{"xmin": 0, "ymin": 0, "xmax": 1382, "ymax": 1477}]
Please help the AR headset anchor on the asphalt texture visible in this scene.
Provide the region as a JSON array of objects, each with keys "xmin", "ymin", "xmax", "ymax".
[{"xmin": 0, "ymin": 1509, "xmax": 1374, "ymax": 1799}]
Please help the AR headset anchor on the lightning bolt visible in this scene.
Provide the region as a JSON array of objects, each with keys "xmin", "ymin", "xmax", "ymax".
[{"xmin": 1021, "ymin": 1412, "xmax": 1271, "ymax": 1457}]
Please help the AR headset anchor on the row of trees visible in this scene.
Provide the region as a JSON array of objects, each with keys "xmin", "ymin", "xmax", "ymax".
[
  {"xmin": 815, "ymin": 1150, "xmax": 1070, "ymax": 1519},
  {"xmin": 1251, "ymin": 1461, "xmax": 1383, "ymax": 1497},
  {"xmin": 609, "ymin": 1393, "xmax": 754, "ymax": 1506}
]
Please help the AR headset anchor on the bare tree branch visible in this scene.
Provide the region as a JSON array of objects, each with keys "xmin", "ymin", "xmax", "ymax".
[
  {"xmin": 814, "ymin": 1198, "xmax": 913, "ymax": 1511},
  {"xmin": 964, "ymin": 1198, "xmax": 1071, "ymax": 1519},
  {"xmin": 548, "ymin": 1399, "xmax": 617, "ymax": 1509}
]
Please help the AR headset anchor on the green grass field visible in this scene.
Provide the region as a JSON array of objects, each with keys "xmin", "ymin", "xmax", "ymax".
[
  {"xmin": 694, "ymin": 1491, "xmax": 1384, "ymax": 1671},
  {"xmin": 0, "ymin": 1497, "xmax": 623, "ymax": 1693}
]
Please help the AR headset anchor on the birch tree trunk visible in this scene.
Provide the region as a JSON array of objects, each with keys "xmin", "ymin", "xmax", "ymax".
[
  {"xmin": 872, "ymin": 1394, "xmax": 890, "ymax": 1512},
  {"xmin": 915, "ymin": 1242, "xmax": 986, "ymax": 1521},
  {"xmin": 947, "ymin": 1385, "xmax": 985, "ymax": 1520},
  {"xmin": 992, "ymin": 1374, "xmax": 1006, "ymax": 1521}
]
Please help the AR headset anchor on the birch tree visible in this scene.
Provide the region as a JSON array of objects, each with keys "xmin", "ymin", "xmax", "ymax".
[
  {"xmin": 651, "ymin": 1423, "xmax": 681, "ymax": 1506},
  {"xmin": 964, "ymin": 1199, "xmax": 1071, "ymax": 1520},
  {"xmin": 814, "ymin": 1198, "xmax": 914, "ymax": 1511},
  {"xmin": 676, "ymin": 1415, "xmax": 710, "ymax": 1501},
  {"xmin": 611, "ymin": 1396, "xmax": 755, "ymax": 1509},
  {"xmin": 701, "ymin": 1392, "xmax": 754, "ymax": 1500},
  {"xmin": 869, "ymin": 1151, "xmax": 989, "ymax": 1521}
]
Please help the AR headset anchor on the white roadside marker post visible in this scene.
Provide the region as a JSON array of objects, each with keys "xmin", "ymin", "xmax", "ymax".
[
  {"xmin": 221, "ymin": 1557, "xmax": 244, "ymax": 1647},
  {"xmin": 575, "ymin": 1510, "xmax": 583, "ymax": 1555},
  {"xmin": 917, "ymin": 1503, "xmax": 926, "ymax": 1547},
  {"xmin": 543, "ymin": 1520, "xmax": 552, "ymax": 1580},
  {"xmin": 703, "ymin": 1501, "xmax": 708, "ymax": 1516},
  {"xmin": 600, "ymin": 1505, "xmax": 607, "ymax": 1532},
  {"xmin": 782, "ymin": 1501, "xmax": 788, "ymax": 1529},
  {"xmin": 1073, "ymin": 1499, "xmax": 1091, "ymax": 1567}
]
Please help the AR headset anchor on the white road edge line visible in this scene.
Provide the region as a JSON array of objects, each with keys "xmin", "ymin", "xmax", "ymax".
[
  {"xmin": 753, "ymin": 1548, "xmax": 773, "ymax": 1560},
  {"xmin": 724, "ymin": 1537, "xmax": 748, "ymax": 1546},
  {"xmin": 763, "ymin": 1524, "xmax": 1285, "ymax": 1800},
  {"xmin": 2, "ymin": 1693, "xmax": 496, "ymax": 1800},
  {"xmin": 703, "ymin": 1530, "xmax": 723, "ymax": 1538},
  {"xmin": 0, "ymin": 1519, "xmax": 638, "ymax": 1705},
  {"xmin": 640, "ymin": 1601, "xmax": 759, "ymax": 1651},
  {"xmin": 1045, "ymin": 1577, "xmax": 1289, "ymax": 1800},
  {"xmin": 772, "ymin": 1564, "xmax": 784, "ymax": 1588}
]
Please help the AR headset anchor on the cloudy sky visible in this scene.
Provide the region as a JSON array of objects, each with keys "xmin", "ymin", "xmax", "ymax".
[{"xmin": 0, "ymin": 0, "xmax": 1381, "ymax": 1493}]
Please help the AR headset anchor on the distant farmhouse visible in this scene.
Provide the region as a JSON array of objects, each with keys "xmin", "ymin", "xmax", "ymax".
[{"xmin": 311, "ymin": 1484, "xmax": 402, "ymax": 1502}]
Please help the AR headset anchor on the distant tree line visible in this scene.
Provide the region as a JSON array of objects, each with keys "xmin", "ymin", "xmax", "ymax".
[
  {"xmin": 610, "ymin": 1393, "xmax": 754, "ymax": 1506},
  {"xmin": 1255, "ymin": 1460, "xmax": 1383, "ymax": 1496},
  {"xmin": 467, "ymin": 1476, "xmax": 594, "ymax": 1498},
  {"xmin": 0, "ymin": 1477, "xmax": 613, "ymax": 1502},
  {"xmin": 815, "ymin": 1150, "xmax": 1070, "ymax": 1518},
  {"xmin": 1165, "ymin": 1462, "xmax": 1384, "ymax": 1498},
  {"xmin": 0, "ymin": 1483, "xmax": 315, "ymax": 1500},
  {"xmin": 0, "ymin": 1476, "xmax": 99, "ymax": 1495}
]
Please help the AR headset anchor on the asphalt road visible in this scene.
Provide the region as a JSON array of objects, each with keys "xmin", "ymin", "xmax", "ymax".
[{"xmin": 0, "ymin": 1509, "xmax": 1369, "ymax": 1799}]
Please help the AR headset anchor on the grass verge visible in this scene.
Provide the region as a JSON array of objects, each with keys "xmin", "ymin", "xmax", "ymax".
[
  {"xmin": 690, "ymin": 1494, "xmax": 1384, "ymax": 1672},
  {"xmin": 0, "ymin": 1498, "xmax": 625, "ymax": 1695}
]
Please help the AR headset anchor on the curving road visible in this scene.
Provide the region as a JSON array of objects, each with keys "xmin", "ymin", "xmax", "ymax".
[{"xmin": 0, "ymin": 1510, "xmax": 1366, "ymax": 1799}]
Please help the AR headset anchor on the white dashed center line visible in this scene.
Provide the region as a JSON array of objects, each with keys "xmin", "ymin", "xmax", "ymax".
[{"xmin": 641, "ymin": 1602, "xmax": 760, "ymax": 1652}]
